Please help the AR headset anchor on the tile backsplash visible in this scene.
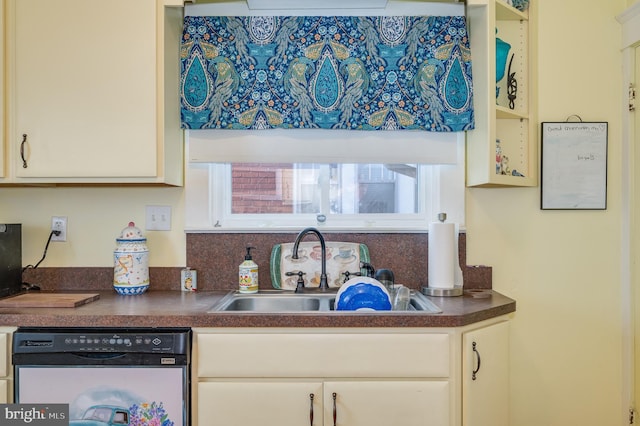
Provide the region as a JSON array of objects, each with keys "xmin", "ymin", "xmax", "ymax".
[
  {"xmin": 23, "ymin": 233, "xmax": 491, "ymax": 292},
  {"xmin": 186, "ymin": 232, "xmax": 491, "ymax": 292}
]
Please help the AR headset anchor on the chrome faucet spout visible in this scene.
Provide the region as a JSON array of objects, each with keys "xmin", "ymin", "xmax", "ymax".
[{"xmin": 292, "ymin": 227, "xmax": 329, "ymax": 291}]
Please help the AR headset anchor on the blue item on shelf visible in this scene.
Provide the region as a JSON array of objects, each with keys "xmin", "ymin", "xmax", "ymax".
[
  {"xmin": 511, "ymin": 0, "xmax": 529, "ymax": 11},
  {"xmin": 496, "ymin": 34, "xmax": 511, "ymax": 83}
]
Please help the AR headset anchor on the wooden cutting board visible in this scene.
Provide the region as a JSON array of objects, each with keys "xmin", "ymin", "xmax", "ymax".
[{"xmin": 0, "ymin": 293, "xmax": 100, "ymax": 308}]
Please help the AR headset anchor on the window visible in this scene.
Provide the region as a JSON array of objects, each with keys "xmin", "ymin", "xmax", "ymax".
[
  {"xmin": 230, "ymin": 163, "xmax": 417, "ymax": 215},
  {"xmin": 185, "ymin": 137, "xmax": 465, "ymax": 232}
]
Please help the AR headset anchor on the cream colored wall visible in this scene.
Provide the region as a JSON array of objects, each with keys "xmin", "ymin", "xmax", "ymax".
[
  {"xmin": 0, "ymin": 1, "xmax": 630, "ymax": 425},
  {"xmin": 1, "ymin": 187, "xmax": 186, "ymax": 267},
  {"xmin": 634, "ymin": 43, "xmax": 640, "ymax": 425},
  {"xmin": 466, "ymin": 0, "xmax": 627, "ymax": 425}
]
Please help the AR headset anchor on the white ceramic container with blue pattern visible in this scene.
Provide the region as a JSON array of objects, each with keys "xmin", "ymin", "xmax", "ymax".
[{"xmin": 113, "ymin": 222, "xmax": 149, "ymax": 295}]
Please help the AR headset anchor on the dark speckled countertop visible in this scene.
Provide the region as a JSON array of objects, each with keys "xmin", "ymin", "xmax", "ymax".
[{"xmin": 0, "ymin": 290, "xmax": 515, "ymax": 328}]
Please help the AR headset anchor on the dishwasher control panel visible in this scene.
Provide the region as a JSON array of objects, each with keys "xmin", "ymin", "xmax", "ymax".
[{"xmin": 13, "ymin": 328, "xmax": 190, "ymax": 354}]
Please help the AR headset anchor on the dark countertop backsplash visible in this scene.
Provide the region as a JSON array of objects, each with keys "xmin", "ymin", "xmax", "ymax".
[{"xmin": 23, "ymin": 232, "xmax": 491, "ymax": 292}]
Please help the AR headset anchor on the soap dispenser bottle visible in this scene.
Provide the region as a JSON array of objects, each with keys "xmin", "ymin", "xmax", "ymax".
[{"xmin": 239, "ymin": 246, "xmax": 259, "ymax": 293}]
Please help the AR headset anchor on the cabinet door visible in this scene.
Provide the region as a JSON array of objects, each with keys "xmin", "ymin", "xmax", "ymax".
[
  {"xmin": 462, "ymin": 321, "xmax": 509, "ymax": 426},
  {"xmin": 0, "ymin": 380, "xmax": 7, "ymax": 403},
  {"xmin": 0, "ymin": 333, "xmax": 9, "ymax": 403},
  {"xmin": 324, "ymin": 381, "xmax": 449, "ymax": 426},
  {"xmin": 0, "ymin": 332, "xmax": 7, "ymax": 377},
  {"xmin": 0, "ymin": 0, "xmax": 4, "ymax": 180},
  {"xmin": 11, "ymin": 0, "xmax": 158, "ymax": 179},
  {"xmin": 197, "ymin": 381, "xmax": 323, "ymax": 426}
]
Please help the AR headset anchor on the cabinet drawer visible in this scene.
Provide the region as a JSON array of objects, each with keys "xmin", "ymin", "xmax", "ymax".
[{"xmin": 196, "ymin": 331, "xmax": 449, "ymax": 378}]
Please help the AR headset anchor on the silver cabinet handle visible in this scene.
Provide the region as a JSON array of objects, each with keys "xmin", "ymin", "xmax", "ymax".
[{"xmin": 472, "ymin": 341, "xmax": 481, "ymax": 380}]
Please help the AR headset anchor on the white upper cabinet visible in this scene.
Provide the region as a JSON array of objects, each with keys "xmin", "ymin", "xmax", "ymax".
[
  {"xmin": 4, "ymin": 0, "xmax": 184, "ymax": 185},
  {"xmin": 0, "ymin": 0, "xmax": 5, "ymax": 180},
  {"xmin": 466, "ymin": 0, "xmax": 537, "ymax": 187}
]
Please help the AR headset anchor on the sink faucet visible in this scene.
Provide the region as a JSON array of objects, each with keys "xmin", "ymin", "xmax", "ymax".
[{"xmin": 292, "ymin": 227, "xmax": 329, "ymax": 291}]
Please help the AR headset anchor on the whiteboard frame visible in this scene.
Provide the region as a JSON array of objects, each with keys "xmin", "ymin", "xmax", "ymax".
[{"xmin": 540, "ymin": 122, "xmax": 608, "ymax": 210}]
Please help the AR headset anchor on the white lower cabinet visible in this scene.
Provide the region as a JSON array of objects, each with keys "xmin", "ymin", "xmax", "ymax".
[
  {"xmin": 0, "ymin": 380, "xmax": 7, "ymax": 404},
  {"xmin": 198, "ymin": 380, "xmax": 448, "ymax": 426},
  {"xmin": 324, "ymin": 380, "xmax": 449, "ymax": 426},
  {"xmin": 198, "ymin": 381, "xmax": 323, "ymax": 426},
  {"xmin": 462, "ymin": 321, "xmax": 510, "ymax": 426},
  {"xmin": 0, "ymin": 327, "xmax": 16, "ymax": 403},
  {"xmin": 193, "ymin": 319, "xmax": 509, "ymax": 426}
]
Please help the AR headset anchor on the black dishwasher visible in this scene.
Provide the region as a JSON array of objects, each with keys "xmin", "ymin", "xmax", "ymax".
[{"xmin": 13, "ymin": 327, "xmax": 191, "ymax": 426}]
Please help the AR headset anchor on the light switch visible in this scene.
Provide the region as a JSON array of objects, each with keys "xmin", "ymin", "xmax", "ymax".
[{"xmin": 146, "ymin": 205, "xmax": 172, "ymax": 231}]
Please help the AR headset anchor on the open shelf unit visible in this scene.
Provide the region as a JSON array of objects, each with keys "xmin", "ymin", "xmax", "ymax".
[{"xmin": 466, "ymin": 0, "xmax": 537, "ymax": 187}]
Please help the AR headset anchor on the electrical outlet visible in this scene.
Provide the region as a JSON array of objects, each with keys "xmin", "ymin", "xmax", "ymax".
[
  {"xmin": 51, "ymin": 216, "xmax": 67, "ymax": 242},
  {"xmin": 146, "ymin": 205, "xmax": 171, "ymax": 231}
]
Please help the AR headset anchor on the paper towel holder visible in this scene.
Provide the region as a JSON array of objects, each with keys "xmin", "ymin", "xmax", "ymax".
[
  {"xmin": 422, "ymin": 212, "xmax": 463, "ymax": 297},
  {"xmin": 422, "ymin": 286, "xmax": 463, "ymax": 297}
]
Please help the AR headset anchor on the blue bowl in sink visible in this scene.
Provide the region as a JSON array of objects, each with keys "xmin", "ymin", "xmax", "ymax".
[{"xmin": 336, "ymin": 277, "xmax": 392, "ymax": 311}]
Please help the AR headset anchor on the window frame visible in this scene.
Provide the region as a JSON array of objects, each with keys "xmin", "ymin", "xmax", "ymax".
[{"xmin": 185, "ymin": 135, "xmax": 466, "ymax": 233}]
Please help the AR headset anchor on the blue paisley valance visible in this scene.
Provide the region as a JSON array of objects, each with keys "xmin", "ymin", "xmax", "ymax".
[{"xmin": 180, "ymin": 15, "xmax": 474, "ymax": 132}]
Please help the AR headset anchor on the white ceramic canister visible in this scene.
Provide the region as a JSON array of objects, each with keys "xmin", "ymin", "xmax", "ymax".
[{"xmin": 113, "ymin": 221, "xmax": 150, "ymax": 295}]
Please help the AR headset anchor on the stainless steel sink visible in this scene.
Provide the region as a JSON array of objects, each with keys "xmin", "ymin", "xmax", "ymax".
[
  {"xmin": 208, "ymin": 291, "xmax": 329, "ymax": 312},
  {"xmin": 208, "ymin": 290, "xmax": 442, "ymax": 313},
  {"xmin": 408, "ymin": 293, "xmax": 443, "ymax": 313},
  {"xmin": 215, "ymin": 295, "xmax": 322, "ymax": 312}
]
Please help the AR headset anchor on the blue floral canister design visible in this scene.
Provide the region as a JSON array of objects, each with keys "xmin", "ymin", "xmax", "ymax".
[
  {"xmin": 113, "ymin": 222, "xmax": 150, "ymax": 295},
  {"xmin": 511, "ymin": 0, "xmax": 529, "ymax": 12}
]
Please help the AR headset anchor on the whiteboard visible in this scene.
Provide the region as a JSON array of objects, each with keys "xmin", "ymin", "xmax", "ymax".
[{"xmin": 541, "ymin": 122, "xmax": 608, "ymax": 209}]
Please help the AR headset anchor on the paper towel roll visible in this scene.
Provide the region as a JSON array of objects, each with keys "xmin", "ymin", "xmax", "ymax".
[
  {"xmin": 453, "ymin": 223, "xmax": 463, "ymax": 288},
  {"xmin": 428, "ymin": 220, "xmax": 456, "ymax": 289}
]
